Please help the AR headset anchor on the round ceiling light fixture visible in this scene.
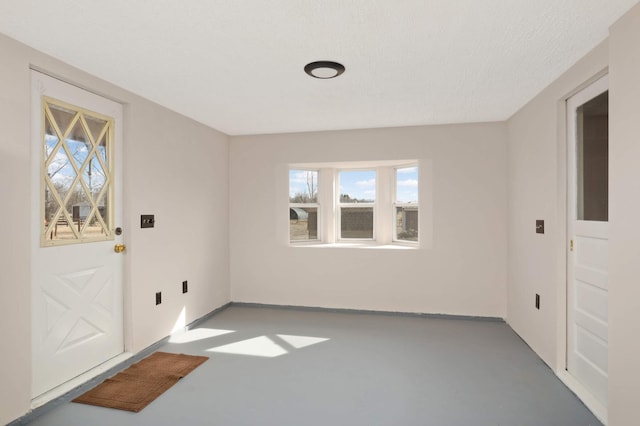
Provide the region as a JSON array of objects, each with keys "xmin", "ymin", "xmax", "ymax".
[{"xmin": 304, "ymin": 61, "xmax": 345, "ymax": 79}]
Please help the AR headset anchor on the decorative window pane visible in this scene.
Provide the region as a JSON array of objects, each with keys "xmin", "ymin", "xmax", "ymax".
[{"xmin": 42, "ymin": 98, "xmax": 113, "ymax": 245}]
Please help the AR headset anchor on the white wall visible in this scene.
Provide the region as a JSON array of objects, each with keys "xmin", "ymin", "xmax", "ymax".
[
  {"xmin": 0, "ymin": 33, "xmax": 230, "ymax": 424},
  {"xmin": 230, "ymin": 124, "xmax": 508, "ymax": 317},
  {"xmin": 608, "ymin": 4, "xmax": 640, "ymax": 424},
  {"xmin": 125, "ymin": 98, "xmax": 230, "ymax": 352},
  {"xmin": 506, "ymin": 41, "xmax": 608, "ymax": 369},
  {"xmin": 0, "ymin": 33, "xmax": 32, "ymax": 426},
  {"xmin": 507, "ymin": 3, "xmax": 640, "ymax": 423}
]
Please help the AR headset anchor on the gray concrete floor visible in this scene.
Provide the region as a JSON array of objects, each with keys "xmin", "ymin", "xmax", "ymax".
[{"xmin": 23, "ymin": 306, "xmax": 602, "ymax": 425}]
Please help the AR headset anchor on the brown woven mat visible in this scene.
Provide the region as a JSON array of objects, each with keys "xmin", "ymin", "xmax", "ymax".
[{"xmin": 73, "ymin": 352, "xmax": 208, "ymax": 412}]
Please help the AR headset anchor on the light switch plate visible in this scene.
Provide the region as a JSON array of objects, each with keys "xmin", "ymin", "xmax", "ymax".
[{"xmin": 141, "ymin": 214, "xmax": 155, "ymax": 228}]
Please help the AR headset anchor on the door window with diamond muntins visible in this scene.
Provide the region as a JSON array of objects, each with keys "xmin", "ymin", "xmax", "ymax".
[{"xmin": 41, "ymin": 97, "xmax": 114, "ymax": 245}]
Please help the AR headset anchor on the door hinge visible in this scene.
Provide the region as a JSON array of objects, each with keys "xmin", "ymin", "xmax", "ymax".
[{"xmin": 570, "ymin": 240, "xmax": 574, "ymax": 251}]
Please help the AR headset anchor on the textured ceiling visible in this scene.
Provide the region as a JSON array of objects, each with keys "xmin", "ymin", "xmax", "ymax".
[{"xmin": 0, "ymin": 1, "xmax": 637, "ymax": 135}]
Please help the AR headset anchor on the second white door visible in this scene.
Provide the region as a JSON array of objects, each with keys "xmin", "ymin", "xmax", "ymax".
[{"xmin": 566, "ymin": 74, "xmax": 609, "ymax": 408}]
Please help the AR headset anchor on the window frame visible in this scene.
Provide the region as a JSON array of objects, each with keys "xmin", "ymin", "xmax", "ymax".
[
  {"xmin": 336, "ymin": 168, "xmax": 377, "ymax": 242},
  {"xmin": 287, "ymin": 160, "xmax": 423, "ymax": 248},
  {"xmin": 392, "ymin": 164, "xmax": 419, "ymax": 244},
  {"xmin": 40, "ymin": 96, "xmax": 115, "ymax": 247},
  {"xmin": 289, "ymin": 169, "xmax": 321, "ymax": 244}
]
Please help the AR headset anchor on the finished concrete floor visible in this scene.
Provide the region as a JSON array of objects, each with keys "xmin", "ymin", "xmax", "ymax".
[{"xmin": 23, "ymin": 306, "xmax": 602, "ymax": 425}]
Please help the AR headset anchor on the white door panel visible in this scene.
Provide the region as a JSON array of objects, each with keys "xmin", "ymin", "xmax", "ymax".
[
  {"xmin": 575, "ymin": 280, "xmax": 608, "ymax": 323},
  {"xmin": 574, "ymin": 266, "xmax": 607, "ymax": 291},
  {"xmin": 574, "ymin": 234, "xmax": 608, "ymax": 273},
  {"xmin": 572, "ymin": 351, "xmax": 608, "ymax": 405},
  {"xmin": 31, "ymin": 71, "xmax": 124, "ymax": 398},
  {"xmin": 574, "ymin": 221, "xmax": 608, "ymax": 239},
  {"xmin": 574, "ymin": 310, "xmax": 607, "ymax": 343},
  {"xmin": 576, "ymin": 326, "xmax": 608, "ymax": 373}
]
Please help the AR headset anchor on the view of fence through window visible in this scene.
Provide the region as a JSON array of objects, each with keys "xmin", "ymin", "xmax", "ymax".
[
  {"xmin": 339, "ymin": 170, "xmax": 376, "ymax": 239},
  {"xmin": 288, "ymin": 164, "xmax": 419, "ymax": 244},
  {"xmin": 395, "ymin": 166, "xmax": 418, "ymax": 241},
  {"xmin": 289, "ymin": 170, "xmax": 319, "ymax": 241}
]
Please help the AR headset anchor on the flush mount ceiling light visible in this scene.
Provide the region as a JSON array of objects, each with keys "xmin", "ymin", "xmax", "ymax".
[{"xmin": 304, "ymin": 61, "xmax": 345, "ymax": 79}]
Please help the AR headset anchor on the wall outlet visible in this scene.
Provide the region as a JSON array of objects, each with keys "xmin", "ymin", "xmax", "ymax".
[
  {"xmin": 535, "ymin": 294, "xmax": 540, "ymax": 310},
  {"xmin": 182, "ymin": 280, "xmax": 188, "ymax": 294},
  {"xmin": 156, "ymin": 292, "xmax": 162, "ymax": 305}
]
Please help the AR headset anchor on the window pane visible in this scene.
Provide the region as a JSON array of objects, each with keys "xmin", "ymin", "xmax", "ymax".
[
  {"xmin": 396, "ymin": 167, "xmax": 418, "ymax": 203},
  {"xmin": 290, "ymin": 207, "xmax": 318, "ymax": 241},
  {"xmin": 289, "ymin": 170, "xmax": 318, "ymax": 203},
  {"xmin": 395, "ymin": 206, "xmax": 419, "ymax": 241},
  {"xmin": 43, "ymin": 99, "xmax": 113, "ymax": 244},
  {"xmin": 339, "ymin": 170, "xmax": 375, "ymax": 203},
  {"xmin": 576, "ymin": 91, "xmax": 608, "ymax": 221},
  {"xmin": 341, "ymin": 207, "xmax": 373, "ymax": 239}
]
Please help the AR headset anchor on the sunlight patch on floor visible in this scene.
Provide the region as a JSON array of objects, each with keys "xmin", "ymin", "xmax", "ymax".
[
  {"xmin": 277, "ymin": 334, "xmax": 329, "ymax": 349},
  {"xmin": 206, "ymin": 334, "xmax": 330, "ymax": 358},
  {"xmin": 169, "ymin": 328, "xmax": 236, "ymax": 344},
  {"xmin": 207, "ymin": 336, "xmax": 288, "ymax": 357}
]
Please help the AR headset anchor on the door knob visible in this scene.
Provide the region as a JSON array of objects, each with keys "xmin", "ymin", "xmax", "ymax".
[{"xmin": 114, "ymin": 244, "xmax": 126, "ymax": 253}]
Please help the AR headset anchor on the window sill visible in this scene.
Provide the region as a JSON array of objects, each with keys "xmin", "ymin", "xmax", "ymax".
[{"xmin": 289, "ymin": 242, "xmax": 418, "ymax": 250}]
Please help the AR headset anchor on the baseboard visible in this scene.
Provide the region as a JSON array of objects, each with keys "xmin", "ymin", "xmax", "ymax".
[
  {"xmin": 185, "ymin": 301, "xmax": 233, "ymax": 330},
  {"xmin": 230, "ymin": 301, "xmax": 505, "ymax": 322}
]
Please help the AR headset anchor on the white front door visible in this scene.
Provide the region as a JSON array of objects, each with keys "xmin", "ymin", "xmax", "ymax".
[
  {"xmin": 566, "ymin": 75, "xmax": 609, "ymax": 408},
  {"xmin": 30, "ymin": 71, "xmax": 124, "ymax": 398}
]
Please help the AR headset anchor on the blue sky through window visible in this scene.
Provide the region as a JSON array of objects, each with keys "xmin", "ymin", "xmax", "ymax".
[
  {"xmin": 290, "ymin": 167, "xmax": 417, "ymax": 203},
  {"xmin": 339, "ymin": 170, "xmax": 375, "ymax": 202},
  {"xmin": 289, "ymin": 170, "xmax": 318, "ymax": 201},
  {"xmin": 396, "ymin": 166, "xmax": 418, "ymax": 203}
]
